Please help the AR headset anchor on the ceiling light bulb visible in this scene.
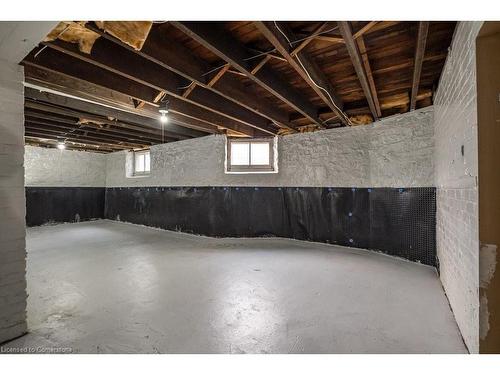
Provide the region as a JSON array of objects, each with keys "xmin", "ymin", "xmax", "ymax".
[
  {"xmin": 158, "ymin": 100, "xmax": 169, "ymax": 124},
  {"xmin": 57, "ymin": 142, "xmax": 66, "ymax": 150}
]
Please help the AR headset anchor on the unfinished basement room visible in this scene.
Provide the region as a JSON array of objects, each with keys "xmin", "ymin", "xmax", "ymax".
[{"xmin": 1, "ymin": 9, "xmax": 500, "ymax": 359}]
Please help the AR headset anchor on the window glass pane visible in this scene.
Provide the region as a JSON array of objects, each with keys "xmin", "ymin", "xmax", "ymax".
[
  {"xmin": 250, "ymin": 142, "xmax": 270, "ymax": 165},
  {"xmin": 231, "ymin": 142, "xmax": 250, "ymax": 165},
  {"xmin": 144, "ymin": 152, "xmax": 150, "ymax": 172},
  {"xmin": 135, "ymin": 154, "xmax": 145, "ymax": 172}
]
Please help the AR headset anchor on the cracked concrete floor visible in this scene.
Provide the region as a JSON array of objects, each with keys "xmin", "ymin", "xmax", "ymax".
[{"xmin": 3, "ymin": 220, "xmax": 466, "ymax": 353}]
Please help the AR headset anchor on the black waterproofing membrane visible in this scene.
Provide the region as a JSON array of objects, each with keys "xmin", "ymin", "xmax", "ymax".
[
  {"xmin": 26, "ymin": 187, "xmax": 105, "ymax": 227},
  {"xmin": 104, "ymin": 186, "xmax": 437, "ymax": 266}
]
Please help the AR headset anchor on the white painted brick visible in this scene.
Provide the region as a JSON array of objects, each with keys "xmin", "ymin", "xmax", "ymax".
[
  {"xmin": 105, "ymin": 107, "xmax": 434, "ymax": 188},
  {"xmin": 433, "ymin": 21, "xmax": 482, "ymax": 353},
  {"xmin": 0, "ymin": 58, "xmax": 26, "ymax": 344},
  {"xmin": 25, "ymin": 146, "xmax": 106, "ymax": 187}
]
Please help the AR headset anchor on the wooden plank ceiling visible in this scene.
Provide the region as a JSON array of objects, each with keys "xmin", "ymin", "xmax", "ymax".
[{"xmin": 22, "ymin": 21, "xmax": 456, "ymax": 152}]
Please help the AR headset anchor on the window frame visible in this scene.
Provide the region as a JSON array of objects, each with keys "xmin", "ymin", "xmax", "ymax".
[
  {"xmin": 132, "ymin": 149, "xmax": 151, "ymax": 176},
  {"xmin": 226, "ymin": 137, "xmax": 277, "ymax": 174}
]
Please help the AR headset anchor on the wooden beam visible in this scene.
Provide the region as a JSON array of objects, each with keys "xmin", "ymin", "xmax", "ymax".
[
  {"xmin": 255, "ymin": 21, "xmax": 350, "ymax": 126},
  {"xmin": 410, "ymin": 22, "xmax": 429, "ymax": 111},
  {"xmin": 23, "ymin": 57, "xmax": 258, "ymax": 137},
  {"xmin": 25, "ymin": 100, "xmax": 185, "ymax": 141},
  {"xmin": 313, "ymin": 35, "xmax": 344, "ymax": 44},
  {"xmin": 171, "ymin": 21, "xmax": 322, "ymax": 127},
  {"xmin": 356, "ymin": 36, "xmax": 381, "ymax": 117},
  {"xmin": 251, "ymin": 55, "xmax": 271, "ymax": 75},
  {"xmin": 25, "ymin": 128, "xmax": 140, "ymax": 150},
  {"xmin": 290, "ymin": 22, "xmax": 329, "ymax": 56},
  {"xmin": 338, "ymin": 21, "xmax": 379, "ymax": 120},
  {"xmin": 84, "ymin": 22, "xmax": 293, "ymax": 131},
  {"xmin": 37, "ymin": 40, "xmax": 276, "ymax": 135},
  {"xmin": 207, "ymin": 64, "xmax": 230, "ymax": 87},
  {"xmin": 25, "ymin": 120, "xmax": 157, "ymax": 147},
  {"xmin": 353, "ymin": 21, "xmax": 379, "ymax": 39},
  {"xmin": 182, "ymin": 82, "xmax": 197, "ymax": 98},
  {"xmin": 24, "ymin": 111, "xmax": 173, "ymax": 144},
  {"xmin": 25, "ymin": 136, "xmax": 116, "ymax": 153},
  {"xmin": 25, "ymin": 68, "xmax": 224, "ymax": 137}
]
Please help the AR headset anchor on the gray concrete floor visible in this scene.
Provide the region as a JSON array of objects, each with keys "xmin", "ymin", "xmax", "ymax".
[{"xmin": 4, "ymin": 220, "xmax": 466, "ymax": 353}]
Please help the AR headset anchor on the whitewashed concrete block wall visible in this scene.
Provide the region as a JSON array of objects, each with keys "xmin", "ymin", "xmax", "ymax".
[
  {"xmin": 0, "ymin": 60, "xmax": 27, "ymax": 343},
  {"xmin": 105, "ymin": 107, "xmax": 435, "ymax": 188},
  {"xmin": 434, "ymin": 21, "xmax": 483, "ymax": 353},
  {"xmin": 24, "ymin": 146, "xmax": 106, "ymax": 187}
]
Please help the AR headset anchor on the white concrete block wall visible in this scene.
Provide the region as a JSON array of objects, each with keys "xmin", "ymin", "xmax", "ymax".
[
  {"xmin": 0, "ymin": 60, "xmax": 27, "ymax": 343},
  {"xmin": 434, "ymin": 21, "xmax": 483, "ymax": 353},
  {"xmin": 106, "ymin": 107, "xmax": 434, "ymax": 188},
  {"xmin": 24, "ymin": 146, "xmax": 106, "ymax": 187}
]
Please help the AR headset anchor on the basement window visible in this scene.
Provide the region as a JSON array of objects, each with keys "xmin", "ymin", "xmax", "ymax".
[
  {"xmin": 225, "ymin": 137, "xmax": 278, "ymax": 174},
  {"xmin": 133, "ymin": 150, "xmax": 150, "ymax": 176}
]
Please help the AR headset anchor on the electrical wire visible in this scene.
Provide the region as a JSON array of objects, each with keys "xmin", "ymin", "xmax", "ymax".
[
  {"xmin": 177, "ymin": 81, "xmax": 196, "ymax": 90},
  {"xmin": 201, "ymin": 25, "xmax": 342, "ymax": 77},
  {"xmin": 273, "ymin": 21, "xmax": 352, "ymax": 126}
]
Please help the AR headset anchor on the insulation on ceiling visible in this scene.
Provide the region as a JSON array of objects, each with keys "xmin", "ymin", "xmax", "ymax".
[
  {"xmin": 44, "ymin": 21, "xmax": 153, "ymax": 54},
  {"xmin": 78, "ymin": 118, "xmax": 107, "ymax": 127},
  {"xmin": 349, "ymin": 114, "xmax": 374, "ymax": 125},
  {"xmin": 44, "ymin": 21, "xmax": 100, "ymax": 54},
  {"xmin": 95, "ymin": 21, "xmax": 153, "ymax": 51}
]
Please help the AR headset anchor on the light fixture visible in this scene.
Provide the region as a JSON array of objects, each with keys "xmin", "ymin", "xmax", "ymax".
[
  {"xmin": 159, "ymin": 100, "xmax": 169, "ymax": 124},
  {"xmin": 57, "ymin": 142, "xmax": 66, "ymax": 150}
]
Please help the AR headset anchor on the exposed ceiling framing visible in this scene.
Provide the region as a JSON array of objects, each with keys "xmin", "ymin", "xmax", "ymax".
[{"xmin": 22, "ymin": 21, "xmax": 456, "ymax": 152}]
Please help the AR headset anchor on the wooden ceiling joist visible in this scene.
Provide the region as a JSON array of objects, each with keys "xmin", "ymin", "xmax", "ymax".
[
  {"xmin": 410, "ymin": 21, "xmax": 430, "ymax": 111},
  {"xmin": 251, "ymin": 55, "xmax": 271, "ymax": 75},
  {"xmin": 84, "ymin": 22, "xmax": 294, "ymax": 132},
  {"xmin": 338, "ymin": 21, "xmax": 380, "ymax": 121},
  {"xmin": 353, "ymin": 21, "xmax": 379, "ymax": 40},
  {"xmin": 25, "ymin": 137, "xmax": 115, "ymax": 153},
  {"xmin": 29, "ymin": 42, "xmax": 275, "ymax": 136},
  {"xmin": 25, "ymin": 100, "xmax": 186, "ymax": 141},
  {"xmin": 171, "ymin": 21, "xmax": 323, "ymax": 128},
  {"xmin": 24, "ymin": 111, "xmax": 175, "ymax": 144},
  {"xmin": 26, "ymin": 67, "xmax": 225, "ymax": 137},
  {"xmin": 355, "ymin": 35, "xmax": 381, "ymax": 118},
  {"xmin": 291, "ymin": 22, "xmax": 330, "ymax": 56},
  {"xmin": 207, "ymin": 64, "xmax": 230, "ymax": 87},
  {"xmin": 23, "ymin": 62, "xmax": 257, "ymax": 138},
  {"xmin": 25, "ymin": 120, "xmax": 158, "ymax": 148},
  {"xmin": 25, "ymin": 128, "xmax": 141, "ymax": 150},
  {"xmin": 255, "ymin": 21, "xmax": 350, "ymax": 126}
]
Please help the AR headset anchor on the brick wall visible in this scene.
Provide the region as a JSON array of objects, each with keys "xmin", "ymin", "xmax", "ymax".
[
  {"xmin": 105, "ymin": 107, "xmax": 434, "ymax": 188},
  {"xmin": 434, "ymin": 21, "xmax": 483, "ymax": 353},
  {"xmin": 0, "ymin": 60, "xmax": 27, "ymax": 343},
  {"xmin": 25, "ymin": 146, "xmax": 107, "ymax": 187}
]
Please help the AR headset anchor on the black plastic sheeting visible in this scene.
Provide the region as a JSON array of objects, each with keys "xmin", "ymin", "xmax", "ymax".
[
  {"xmin": 105, "ymin": 186, "xmax": 436, "ymax": 266},
  {"xmin": 26, "ymin": 187, "xmax": 105, "ymax": 227}
]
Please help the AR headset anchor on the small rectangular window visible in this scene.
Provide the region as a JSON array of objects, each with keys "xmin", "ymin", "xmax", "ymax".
[
  {"xmin": 226, "ymin": 137, "xmax": 277, "ymax": 173},
  {"xmin": 133, "ymin": 150, "xmax": 150, "ymax": 176}
]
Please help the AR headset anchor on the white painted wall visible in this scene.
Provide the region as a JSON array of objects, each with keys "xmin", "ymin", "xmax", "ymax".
[
  {"xmin": 25, "ymin": 146, "xmax": 106, "ymax": 187},
  {"xmin": 0, "ymin": 59, "xmax": 26, "ymax": 344},
  {"xmin": 0, "ymin": 21, "xmax": 57, "ymax": 344},
  {"xmin": 105, "ymin": 107, "xmax": 434, "ymax": 188},
  {"xmin": 434, "ymin": 21, "xmax": 482, "ymax": 353}
]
